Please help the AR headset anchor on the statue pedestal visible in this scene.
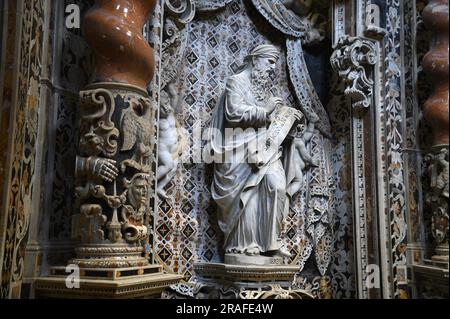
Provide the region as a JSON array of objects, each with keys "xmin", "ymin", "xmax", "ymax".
[
  {"xmin": 432, "ymin": 243, "xmax": 449, "ymax": 263},
  {"xmin": 224, "ymin": 254, "xmax": 283, "ymax": 266},
  {"xmin": 35, "ymin": 265, "xmax": 183, "ymax": 299},
  {"xmin": 413, "ymin": 259, "xmax": 449, "ymax": 299},
  {"xmin": 193, "ymin": 262, "xmax": 313, "ymax": 299}
]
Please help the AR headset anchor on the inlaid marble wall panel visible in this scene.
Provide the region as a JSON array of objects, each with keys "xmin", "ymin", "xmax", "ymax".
[
  {"xmin": 384, "ymin": 0, "xmax": 410, "ymax": 298},
  {"xmin": 0, "ymin": 0, "xmax": 46, "ymax": 299}
]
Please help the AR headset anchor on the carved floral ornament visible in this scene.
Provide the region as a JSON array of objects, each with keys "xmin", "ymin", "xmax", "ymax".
[{"xmin": 330, "ymin": 35, "xmax": 378, "ymax": 109}]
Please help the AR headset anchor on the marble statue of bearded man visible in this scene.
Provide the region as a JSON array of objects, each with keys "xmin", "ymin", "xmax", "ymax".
[{"xmin": 209, "ymin": 44, "xmax": 303, "ymax": 262}]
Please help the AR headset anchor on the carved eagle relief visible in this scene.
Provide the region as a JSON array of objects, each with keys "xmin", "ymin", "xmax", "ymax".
[{"xmin": 120, "ymin": 97, "xmax": 154, "ymax": 172}]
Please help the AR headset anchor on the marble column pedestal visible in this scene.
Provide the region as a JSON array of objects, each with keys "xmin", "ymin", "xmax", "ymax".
[{"xmin": 35, "ymin": 264, "xmax": 183, "ymax": 299}]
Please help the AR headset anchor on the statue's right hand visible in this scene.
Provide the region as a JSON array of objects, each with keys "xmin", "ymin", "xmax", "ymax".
[
  {"xmin": 293, "ymin": 109, "xmax": 304, "ymax": 122},
  {"xmin": 267, "ymin": 97, "xmax": 284, "ymax": 114},
  {"xmin": 271, "ymin": 97, "xmax": 284, "ymax": 106}
]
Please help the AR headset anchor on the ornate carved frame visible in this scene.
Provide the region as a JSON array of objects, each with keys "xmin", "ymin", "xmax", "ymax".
[{"xmin": 332, "ymin": 0, "xmax": 416, "ymax": 299}]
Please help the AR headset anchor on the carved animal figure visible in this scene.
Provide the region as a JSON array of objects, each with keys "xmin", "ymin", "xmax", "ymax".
[{"xmin": 120, "ymin": 97, "xmax": 154, "ymax": 172}]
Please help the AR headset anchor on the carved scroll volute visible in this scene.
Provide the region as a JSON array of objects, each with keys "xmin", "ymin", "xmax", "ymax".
[
  {"xmin": 165, "ymin": 0, "xmax": 196, "ymax": 25},
  {"xmin": 79, "ymin": 89, "xmax": 119, "ymax": 158},
  {"xmin": 330, "ymin": 36, "xmax": 378, "ymax": 109},
  {"xmin": 83, "ymin": 0, "xmax": 157, "ymax": 90}
]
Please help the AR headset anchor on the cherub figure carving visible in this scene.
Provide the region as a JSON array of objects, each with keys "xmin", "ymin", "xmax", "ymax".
[
  {"xmin": 281, "ymin": 0, "xmax": 327, "ymax": 44},
  {"xmin": 282, "ymin": 0, "xmax": 313, "ymax": 16},
  {"xmin": 435, "ymin": 148, "xmax": 449, "ymax": 199},
  {"xmin": 157, "ymin": 83, "xmax": 187, "ymax": 199},
  {"xmin": 286, "ymin": 113, "xmax": 319, "ymax": 197}
]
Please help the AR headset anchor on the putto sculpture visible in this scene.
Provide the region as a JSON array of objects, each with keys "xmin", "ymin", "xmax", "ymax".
[
  {"xmin": 285, "ymin": 114, "xmax": 319, "ymax": 198},
  {"xmin": 157, "ymin": 83, "xmax": 187, "ymax": 199}
]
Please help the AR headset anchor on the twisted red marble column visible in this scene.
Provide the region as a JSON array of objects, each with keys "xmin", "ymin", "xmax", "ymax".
[
  {"xmin": 67, "ymin": 0, "xmax": 160, "ymax": 270},
  {"xmin": 84, "ymin": 0, "xmax": 157, "ymax": 89},
  {"xmin": 423, "ymin": 0, "xmax": 449, "ymax": 146},
  {"xmin": 422, "ymin": 0, "xmax": 449, "ymax": 261}
]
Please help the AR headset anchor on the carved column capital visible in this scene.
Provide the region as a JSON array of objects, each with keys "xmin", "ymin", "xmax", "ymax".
[{"xmin": 330, "ymin": 35, "xmax": 378, "ymax": 109}]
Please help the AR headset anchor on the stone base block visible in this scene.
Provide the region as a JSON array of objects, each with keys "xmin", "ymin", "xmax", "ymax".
[
  {"xmin": 194, "ymin": 262, "xmax": 299, "ymax": 285},
  {"xmin": 49, "ymin": 265, "xmax": 163, "ymax": 280},
  {"xmin": 35, "ymin": 268, "xmax": 183, "ymax": 299}
]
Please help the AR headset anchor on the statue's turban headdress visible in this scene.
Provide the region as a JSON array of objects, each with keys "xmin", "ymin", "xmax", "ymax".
[{"xmin": 237, "ymin": 44, "xmax": 280, "ymax": 72}]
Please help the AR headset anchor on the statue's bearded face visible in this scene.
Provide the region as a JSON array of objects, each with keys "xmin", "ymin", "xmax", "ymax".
[
  {"xmin": 251, "ymin": 56, "xmax": 277, "ymax": 95},
  {"xmin": 253, "ymin": 56, "xmax": 277, "ymax": 79}
]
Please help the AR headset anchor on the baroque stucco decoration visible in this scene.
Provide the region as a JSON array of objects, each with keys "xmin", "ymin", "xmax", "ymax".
[
  {"xmin": 425, "ymin": 148, "xmax": 449, "ymax": 258},
  {"xmin": 330, "ymin": 36, "xmax": 378, "ymax": 109},
  {"xmin": 1, "ymin": 0, "xmax": 445, "ymax": 301}
]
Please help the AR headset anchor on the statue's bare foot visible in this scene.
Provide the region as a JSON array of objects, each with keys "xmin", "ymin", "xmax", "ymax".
[
  {"xmin": 245, "ymin": 247, "xmax": 260, "ymax": 256},
  {"xmin": 273, "ymin": 247, "xmax": 292, "ymax": 258}
]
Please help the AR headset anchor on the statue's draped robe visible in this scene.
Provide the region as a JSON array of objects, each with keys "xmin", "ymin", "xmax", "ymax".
[
  {"xmin": 203, "ymin": 0, "xmax": 333, "ymax": 275},
  {"xmin": 210, "ymin": 73, "xmax": 291, "ymax": 253}
]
